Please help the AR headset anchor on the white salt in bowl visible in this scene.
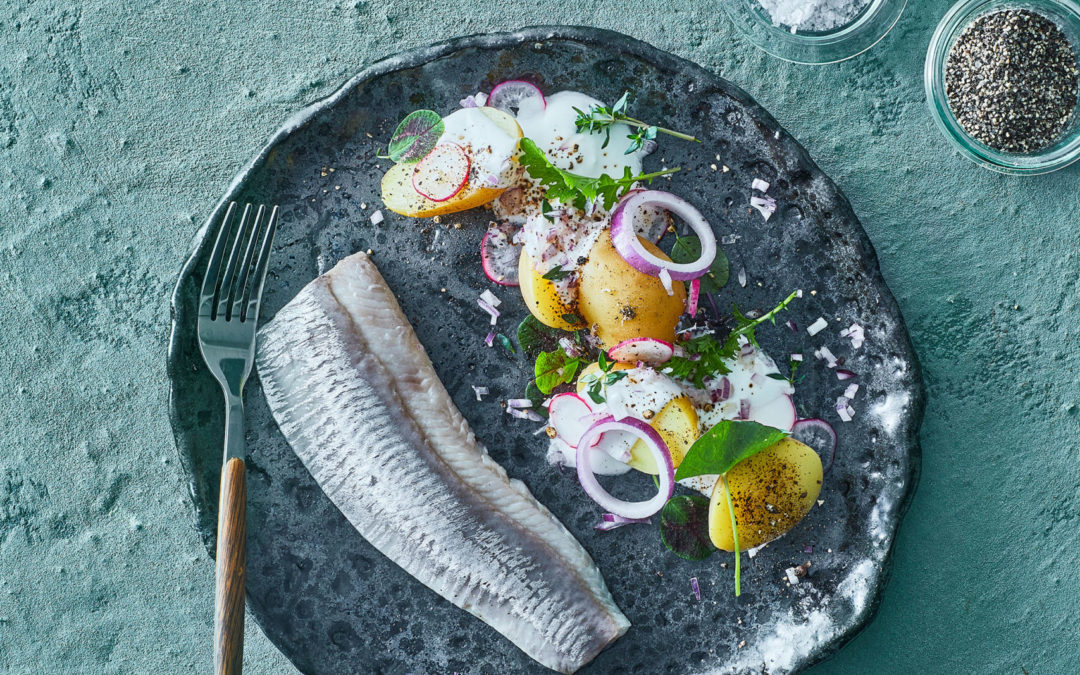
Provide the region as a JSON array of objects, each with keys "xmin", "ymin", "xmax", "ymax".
[{"xmin": 721, "ymin": 0, "xmax": 908, "ymax": 64}]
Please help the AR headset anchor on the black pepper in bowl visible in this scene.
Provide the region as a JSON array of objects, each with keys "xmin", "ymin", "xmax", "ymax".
[{"xmin": 945, "ymin": 8, "xmax": 1080, "ymax": 153}]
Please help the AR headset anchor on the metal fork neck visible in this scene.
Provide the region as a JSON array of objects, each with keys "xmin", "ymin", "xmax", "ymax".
[{"xmin": 223, "ymin": 397, "xmax": 246, "ymax": 462}]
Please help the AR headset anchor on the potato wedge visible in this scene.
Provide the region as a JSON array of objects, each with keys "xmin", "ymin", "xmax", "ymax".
[{"xmin": 518, "ymin": 249, "xmax": 584, "ymax": 331}]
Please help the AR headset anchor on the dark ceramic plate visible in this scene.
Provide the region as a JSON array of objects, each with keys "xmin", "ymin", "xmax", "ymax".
[{"xmin": 168, "ymin": 26, "xmax": 923, "ymax": 675}]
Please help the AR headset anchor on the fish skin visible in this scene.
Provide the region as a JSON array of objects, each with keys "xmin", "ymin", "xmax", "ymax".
[{"xmin": 255, "ymin": 252, "xmax": 629, "ymax": 674}]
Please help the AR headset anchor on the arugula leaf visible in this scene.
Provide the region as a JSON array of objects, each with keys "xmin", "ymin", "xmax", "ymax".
[
  {"xmin": 518, "ymin": 138, "xmax": 680, "ymax": 210},
  {"xmin": 670, "ymin": 235, "xmax": 730, "ymax": 294},
  {"xmin": 674, "ymin": 420, "xmax": 788, "ymax": 481},
  {"xmin": 659, "ymin": 495, "xmax": 715, "ymax": 561},
  {"xmin": 534, "ymin": 349, "xmax": 586, "ymax": 395},
  {"xmin": 542, "ymin": 265, "xmax": 573, "ymax": 281},
  {"xmin": 386, "ymin": 110, "xmax": 443, "ymax": 163},
  {"xmin": 516, "ymin": 315, "xmax": 566, "ymax": 357}
]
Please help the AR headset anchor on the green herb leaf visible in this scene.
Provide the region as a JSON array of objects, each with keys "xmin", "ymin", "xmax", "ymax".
[
  {"xmin": 586, "ymin": 379, "xmax": 605, "ymax": 404},
  {"xmin": 674, "ymin": 420, "xmax": 789, "ymax": 481},
  {"xmin": 573, "ymin": 91, "xmax": 700, "ymax": 154},
  {"xmin": 516, "ymin": 315, "xmax": 566, "ymax": 357},
  {"xmin": 496, "ymin": 333, "xmax": 515, "ymax": 354},
  {"xmin": 534, "ymin": 349, "xmax": 585, "ymax": 395},
  {"xmin": 542, "ymin": 265, "xmax": 573, "ymax": 281},
  {"xmin": 659, "ymin": 495, "xmax": 716, "ymax": 561},
  {"xmin": 670, "ymin": 235, "xmax": 729, "ymax": 294},
  {"xmin": 766, "ymin": 372, "xmax": 788, "ymax": 381},
  {"xmin": 524, "ymin": 382, "xmax": 549, "ymax": 418},
  {"xmin": 518, "ymin": 138, "xmax": 680, "ymax": 210},
  {"xmin": 387, "ymin": 110, "xmax": 443, "ymax": 163},
  {"xmin": 561, "ymin": 312, "xmax": 584, "ymax": 325},
  {"xmin": 597, "ymin": 351, "xmax": 611, "ymax": 372}
]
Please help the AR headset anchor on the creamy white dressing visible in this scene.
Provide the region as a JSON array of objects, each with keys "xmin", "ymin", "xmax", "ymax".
[{"xmin": 438, "ymin": 107, "xmax": 519, "ymax": 188}]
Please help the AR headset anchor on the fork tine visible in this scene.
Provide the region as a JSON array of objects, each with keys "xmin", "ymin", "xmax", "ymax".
[
  {"xmin": 242, "ymin": 205, "xmax": 279, "ymax": 323},
  {"xmin": 215, "ymin": 204, "xmax": 253, "ymax": 320},
  {"xmin": 199, "ymin": 202, "xmax": 237, "ymax": 318},
  {"xmin": 228, "ymin": 204, "xmax": 266, "ymax": 321}
]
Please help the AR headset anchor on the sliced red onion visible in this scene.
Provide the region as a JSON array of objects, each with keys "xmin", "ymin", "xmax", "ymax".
[
  {"xmin": 659, "ymin": 268, "xmax": 674, "ymax": 296},
  {"xmin": 739, "ymin": 342, "xmax": 755, "ymax": 358},
  {"xmin": 738, "ymin": 398, "xmax": 751, "ymax": 420},
  {"xmin": 595, "ymin": 513, "xmax": 652, "ymax": 532},
  {"xmin": 576, "ymin": 417, "xmax": 675, "ymax": 519},
  {"xmin": 558, "ymin": 336, "xmax": 581, "ymax": 358},
  {"xmin": 480, "ymin": 289, "xmax": 501, "ymax": 307},
  {"xmin": 818, "ymin": 346, "xmax": 837, "ymax": 368},
  {"xmin": 835, "ymin": 368, "xmax": 856, "ymax": 380},
  {"xmin": 752, "ymin": 178, "xmax": 771, "ymax": 193},
  {"xmin": 369, "ymin": 209, "xmax": 384, "ymax": 225},
  {"xmin": 792, "ymin": 418, "xmax": 838, "ymax": 474},
  {"xmin": 686, "ymin": 278, "xmax": 701, "ymax": 317},
  {"xmin": 737, "ymin": 266, "xmax": 747, "ymax": 288},
  {"xmin": 477, "ymin": 298, "xmax": 500, "ymax": 325},
  {"xmin": 506, "ymin": 398, "xmax": 532, "ymax": 409},
  {"xmin": 507, "ymin": 407, "xmax": 543, "ymax": 422},
  {"xmin": 471, "ymin": 385, "xmax": 489, "ymax": 401},
  {"xmin": 690, "ymin": 577, "xmax": 702, "ymax": 601},
  {"xmin": 806, "ymin": 317, "xmax": 828, "ymax": 336},
  {"xmin": 548, "ymin": 393, "xmax": 602, "ymax": 449},
  {"xmin": 487, "ymin": 80, "xmax": 545, "ymax": 115},
  {"xmin": 608, "ymin": 337, "xmax": 674, "ymax": 365},
  {"xmin": 610, "ymin": 190, "xmax": 717, "ymax": 281},
  {"xmin": 749, "ymin": 195, "xmax": 777, "ymax": 221},
  {"xmin": 484, "ymin": 329, "xmax": 495, "ymax": 347},
  {"xmin": 620, "ymin": 188, "xmax": 671, "ymax": 243}
]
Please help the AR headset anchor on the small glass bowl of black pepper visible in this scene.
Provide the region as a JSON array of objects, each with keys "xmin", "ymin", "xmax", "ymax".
[{"xmin": 926, "ymin": 0, "xmax": 1080, "ymax": 174}]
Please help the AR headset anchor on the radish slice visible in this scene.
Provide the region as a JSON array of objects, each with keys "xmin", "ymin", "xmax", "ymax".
[
  {"xmin": 577, "ymin": 417, "xmax": 674, "ymax": 519},
  {"xmin": 411, "ymin": 142, "xmax": 469, "ymax": 202},
  {"xmin": 607, "ymin": 338, "xmax": 675, "ymax": 365},
  {"xmin": 548, "ymin": 393, "xmax": 601, "ymax": 448},
  {"xmin": 488, "ymin": 80, "xmax": 546, "ymax": 116},
  {"xmin": 621, "ymin": 188, "xmax": 671, "ymax": 243},
  {"xmin": 792, "ymin": 418, "xmax": 838, "ymax": 474},
  {"xmin": 749, "ymin": 394, "xmax": 797, "ymax": 432},
  {"xmin": 480, "ymin": 222, "xmax": 522, "ymax": 286},
  {"xmin": 610, "ymin": 190, "xmax": 716, "ymax": 281}
]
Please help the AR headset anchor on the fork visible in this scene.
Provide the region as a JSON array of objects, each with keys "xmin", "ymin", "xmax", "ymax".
[{"xmin": 197, "ymin": 201, "xmax": 279, "ymax": 675}]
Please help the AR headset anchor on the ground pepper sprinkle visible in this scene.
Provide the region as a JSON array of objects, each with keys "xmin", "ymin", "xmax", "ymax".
[{"xmin": 945, "ymin": 9, "xmax": 1079, "ymax": 153}]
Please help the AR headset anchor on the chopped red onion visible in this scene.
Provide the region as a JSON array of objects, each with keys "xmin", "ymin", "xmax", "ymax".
[
  {"xmin": 790, "ymin": 353, "xmax": 804, "ymax": 362},
  {"xmin": 738, "ymin": 266, "xmax": 747, "ymax": 288},
  {"xmin": 721, "ymin": 233, "xmax": 740, "ymax": 245},
  {"xmin": 796, "ymin": 289, "xmax": 804, "ymax": 298},
  {"xmin": 785, "ymin": 319, "xmax": 798, "ymax": 333},
  {"xmin": 595, "ymin": 513, "xmax": 652, "ymax": 531},
  {"xmin": 818, "ymin": 345, "xmax": 837, "ymax": 368},
  {"xmin": 369, "ymin": 209, "xmax": 384, "ymax": 225},
  {"xmin": 507, "ymin": 407, "xmax": 543, "ymax": 422},
  {"xmin": 710, "ymin": 376, "xmax": 732, "ymax": 402},
  {"xmin": 835, "ymin": 397, "xmax": 855, "ymax": 422},
  {"xmin": 749, "ymin": 195, "xmax": 777, "ymax": 221},
  {"xmin": 659, "ymin": 268, "xmax": 674, "ymax": 296},
  {"xmin": 459, "ymin": 91, "xmax": 488, "ymax": 108},
  {"xmin": 480, "ymin": 289, "xmax": 501, "ymax": 307},
  {"xmin": 803, "ymin": 545, "xmax": 814, "ymax": 554},
  {"xmin": 844, "ymin": 383, "xmax": 860, "ymax": 400},
  {"xmin": 686, "ymin": 278, "xmax": 700, "ymax": 317},
  {"xmin": 752, "ymin": 178, "xmax": 771, "ymax": 193},
  {"xmin": 471, "ymin": 385, "xmax": 489, "ymax": 401},
  {"xmin": 484, "ymin": 330, "xmax": 495, "ymax": 347},
  {"xmin": 690, "ymin": 577, "xmax": 701, "ymax": 601},
  {"xmin": 740, "ymin": 342, "xmax": 755, "ymax": 358},
  {"xmin": 478, "ymin": 298, "xmax": 500, "ymax": 325},
  {"xmin": 506, "ymin": 398, "xmax": 533, "ymax": 409},
  {"xmin": 558, "ymin": 336, "xmax": 581, "ymax": 358},
  {"xmin": 835, "ymin": 368, "xmax": 856, "ymax": 380},
  {"xmin": 806, "ymin": 317, "xmax": 828, "ymax": 336},
  {"xmin": 840, "ymin": 323, "xmax": 865, "ymax": 349},
  {"xmin": 738, "ymin": 398, "xmax": 751, "ymax": 419}
]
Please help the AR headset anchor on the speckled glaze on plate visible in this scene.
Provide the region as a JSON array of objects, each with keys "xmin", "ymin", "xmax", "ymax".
[{"xmin": 167, "ymin": 26, "xmax": 923, "ymax": 675}]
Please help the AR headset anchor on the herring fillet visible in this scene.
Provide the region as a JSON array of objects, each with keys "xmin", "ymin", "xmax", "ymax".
[{"xmin": 255, "ymin": 252, "xmax": 629, "ymax": 673}]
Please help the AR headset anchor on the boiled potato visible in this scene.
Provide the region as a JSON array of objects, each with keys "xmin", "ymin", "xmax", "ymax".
[
  {"xmin": 380, "ymin": 107, "xmax": 521, "ymax": 218},
  {"xmin": 577, "ymin": 231, "xmax": 686, "ymax": 348},
  {"xmin": 518, "ymin": 250, "xmax": 584, "ymax": 331},
  {"xmin": 628, "ymin": 395, "xmax": 699, "ymax": 474},
  {"xmin": 708, "ymin": 437, "xmax": 823, "ymax": 552}
]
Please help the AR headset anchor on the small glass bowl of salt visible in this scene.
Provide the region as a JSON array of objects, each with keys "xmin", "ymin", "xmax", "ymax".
[{"xmin": 721, "ymin": 0, "xmax": 908, "ymax": 64}]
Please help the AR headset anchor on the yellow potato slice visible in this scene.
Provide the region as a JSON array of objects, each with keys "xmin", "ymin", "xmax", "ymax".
[
  {"xmin": 518, "ymin": 249, "xmax": 584, "ymax": 331},
  {"xmin": 628, "ymin": 395, "xmax": 699, "ymax": 474}
]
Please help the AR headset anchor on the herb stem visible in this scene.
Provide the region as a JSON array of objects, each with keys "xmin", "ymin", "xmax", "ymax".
[
  {"xmin": 633, "ymin": 167, "xmax": 682, "ymax": 182},
  {"xmin": 728, "ymin": 290, "xmax": 800, "ymax": 345},
  {"xmin": 619, "ymin": 116, "xmax": 701, "ymax": 143},
  {"xmin": 722, "ymin": 474, "xmax": 741, "ymax": 597}
]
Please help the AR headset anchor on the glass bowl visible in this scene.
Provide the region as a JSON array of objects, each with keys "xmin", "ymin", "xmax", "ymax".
[
  {"xmin": 925, "ymin": 0, "xmax": 1080, "ymax": 175},
  {"xmin": 721, "ymin": 0, "xmax": 908, "ymax": 65}
]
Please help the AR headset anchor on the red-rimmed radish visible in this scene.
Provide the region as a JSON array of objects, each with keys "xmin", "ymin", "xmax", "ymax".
[
  {"xmin": 577, "ymin": 416, "xmax": 675, "ymax": 519},
  {"xmin": 607, "ymin": 338, "xmax": 675, "ymax": 365},
  {"xmin": 610, "ymin": 190, "xmax": 716, "ymax": 281},
  {"xmin": 749, "ymin": 394, "xmax": 797, "ymax": 432},
  {"xmin": 480, "ymin": 222, "xmax": 522, "ymax": 286},
  {"xmin": 411, "ymin": 142, "xmax": 470, "ymax": 202},
  {"xmin": 792, "ymin": 418, "xmax": 838, "ymax": 474},
  {"xmin": 488, "ymin": 80, "xmax": 546, "ymax": 116},
  {"xmin": 548, "ymin": 393, "xmax": 601, "ymax": 448}
]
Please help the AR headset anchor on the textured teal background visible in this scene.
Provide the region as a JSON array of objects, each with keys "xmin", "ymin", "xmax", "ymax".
[{"xmin": 0, "ymin": 1, "xmax": 1076, "ymax": 673}]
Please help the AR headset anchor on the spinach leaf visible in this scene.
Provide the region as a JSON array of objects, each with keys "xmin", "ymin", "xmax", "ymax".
[{"xmin": 674, "ymin": 420, "xmax": 788, "ymax": 481}]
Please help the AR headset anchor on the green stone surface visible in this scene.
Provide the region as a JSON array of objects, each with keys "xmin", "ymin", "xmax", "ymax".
[{"xmin": 0, "ymin": 2, "xmax": 1075, "ymax": 673}]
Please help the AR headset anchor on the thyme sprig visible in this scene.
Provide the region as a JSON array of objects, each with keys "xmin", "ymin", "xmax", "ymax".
[{"xmin": 573, "ymin": 91, "xmax": 701, "ymax": 154}]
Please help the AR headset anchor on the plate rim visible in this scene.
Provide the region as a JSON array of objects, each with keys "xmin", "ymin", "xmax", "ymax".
[{"xmin": 166, "ymin": 23, "xmax": 926, "ymax": 673}]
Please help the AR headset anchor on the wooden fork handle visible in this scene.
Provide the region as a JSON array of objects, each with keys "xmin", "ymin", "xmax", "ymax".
[{"xmin": 215, "ymin": 457, "xmax": 246, "ymax": 675}]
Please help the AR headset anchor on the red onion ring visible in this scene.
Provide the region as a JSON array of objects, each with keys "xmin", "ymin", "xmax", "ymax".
[
  {"xmin": 576, "ymin": 416, "xmax": 674, "ymax": 520},
  {"xmin": 610, "ymin": 190, "xmax": 716, "ymax": 281}
]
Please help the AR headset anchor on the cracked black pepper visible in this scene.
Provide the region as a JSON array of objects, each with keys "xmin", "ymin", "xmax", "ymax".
[{"xmin": 945, "ymin": 9, "xmax": 1079, "ymax": 153}]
